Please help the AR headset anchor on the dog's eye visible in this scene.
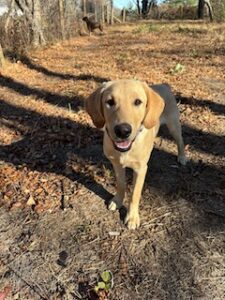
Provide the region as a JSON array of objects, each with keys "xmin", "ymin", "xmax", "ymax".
[
  {"xmin": 134, "ymin": 99, "xmax": 142, "ymax": 106},
  {"xmin": 106, "ymin": 99, "xmax": 115, "ymax": 107}
]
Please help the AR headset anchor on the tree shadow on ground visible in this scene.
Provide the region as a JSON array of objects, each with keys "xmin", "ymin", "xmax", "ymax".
[
  {"xmin": 178, "ymin": 94, "xmax": 225, "ymax": 115},
  {"xmin": 0, "ymin": 75, "xmax": 83, "ymax": 111},
  {"xmin": 0, "ymin": 94, "xmax": 224, "ymax": 214},
  {"xmin": 0, "ymin": 73, "xmax": 107, "ymax": 113},
  {"xmin": 6, "ymin": 52, "xmax": 109, "ymax": 83},
  {"xmin": 159, "ymin": 122, "xmax": 224, "ymax": 157},
  {"xmin": 1, "ymin": 74, "xmax": 224, "ymax": 157}
]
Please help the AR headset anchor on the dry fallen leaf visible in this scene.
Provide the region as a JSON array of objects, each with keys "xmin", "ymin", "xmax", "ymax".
[
  {"xmin": 27, "ymin": 195, "xmax": 36, "ymax": 206},
  {"xmin": 0, "ymin": 286, "xmax": 11, "ymax": 300}
]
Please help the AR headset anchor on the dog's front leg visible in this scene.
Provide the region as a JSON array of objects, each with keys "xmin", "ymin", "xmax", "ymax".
[
  {"xmin": 87, "ymin": 25, "xmax": 91, "ymax": 36},
  {"xmin": 125, "ymin": 165, "xmax": 147, "ymax": 229},
  {"xmin": 108, "ymin": 163, "xmax": 125, "ymax": 211}
]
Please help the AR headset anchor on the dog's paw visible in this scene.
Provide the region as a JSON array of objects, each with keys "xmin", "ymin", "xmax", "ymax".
[
  {"xmin": 178, "ymin": 155, "xmax": 188, "ymax": 166},
  {"xmin": 125, "ymin": 210, "xmax": 140, "ymax": 230},
  {"xmin": 108, "ymin": 196, "xmax": 122, "ymax": 211}
]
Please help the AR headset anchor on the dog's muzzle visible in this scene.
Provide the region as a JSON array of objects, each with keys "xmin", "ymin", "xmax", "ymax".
[
  {"xmin": 106, "ymin": 124, "xmax": 144, "ymax": 153},
  {"xmin": 112, "ymin": 123, "xmax": 132, "ymax": 152}
]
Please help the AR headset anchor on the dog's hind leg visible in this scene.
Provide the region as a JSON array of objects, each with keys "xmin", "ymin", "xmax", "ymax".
[
  {"xmin": 108, "ymin": 163, "xmax": 126, "ymax": 211},
  {"xmin": 166, "ymin": 115, "xmax": 188, "ymax": 165}
]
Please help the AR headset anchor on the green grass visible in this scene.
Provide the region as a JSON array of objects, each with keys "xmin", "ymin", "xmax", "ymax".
[
  {"xmin": 133, "ymin": 23, "xmax": 162, "ymax": 34},
  {"xmin": 176, "ymin": 26, "xmax": 207, "ymax": 35}
]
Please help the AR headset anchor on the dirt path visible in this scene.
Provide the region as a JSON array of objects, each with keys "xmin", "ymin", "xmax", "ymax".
[{"xmin": 0, "ymin": 22, "xmax": 225, "ymax": 299}]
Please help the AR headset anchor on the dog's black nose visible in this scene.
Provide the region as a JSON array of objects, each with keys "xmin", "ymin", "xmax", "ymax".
[{"xmin": 114, "ymin": 123, "xmax": 132, "ymax": 139}]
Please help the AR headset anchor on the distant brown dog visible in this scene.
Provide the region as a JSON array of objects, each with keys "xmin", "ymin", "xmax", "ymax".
[
  {"xmin": 86, "ymin": 80, "xmax": 188, "ymax": 230},
  {"xmin": 82, "ymin": 16, "xmax": 103, "ymax": 35}
]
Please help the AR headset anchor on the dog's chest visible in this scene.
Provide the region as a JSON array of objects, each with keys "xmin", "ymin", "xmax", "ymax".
[
  {"xmin": 103, "ymin": 134, "xmax": 152, "ymax": 170},
  {"xmin": 107, "ymin": 150, "xmax": 141, "ymax": 170},
  {"xmin": 119, "ymin": 152, "xmax": 136, "ymax": 168}
]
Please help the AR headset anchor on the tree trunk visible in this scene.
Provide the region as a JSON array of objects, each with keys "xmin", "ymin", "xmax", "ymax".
[
  {"xmin": 59, "ymin": 0, "xmax": 65, "ymax": 40},
  {"xmin": 106, "ymin": 4, "xmax": 110, "ymax": 24},
  {"xmin": 142, "ymin": 0, "xmax": 148, "ymax": 18},
  {"xmin": 101, "ymin": 4, "xmax": 105, "ymax": 24},
  {"xmin": 205, "ymin": 0, "xmax": 213, "ymax": 21},
  {"xmin": 198, "ymin": 0, "xmax": 213, "ymax": 21},
  {"xmin": 110, "ymin": 0, "xmax": 114, "ymax": 25},
  {"xmin": 136, "ymin": 0, "xmax": 141, "ymax": 17},
  {"xmin": 5, "ymin": 0, "xmax": 15, "ymax": 34},
  {"xmin": 0, "ymin": 44, "xmax": 5, "ymax": 68},
  {"xmin": 95, "ymin": 1, "xmax": 98, "ymax": 22},
  {"xmin": 136, "ymin": 0, "xmax": 156, "ymax": 18},
  {"xmin": 122, "ymin": 8, "xmax": 126, "ymax": 22},
  {"xmin": 147, "ymin": 0, "xmax": 156, "ymax": 16},
  {"xmin": 198, "ymin": 0, "xmax": 205, "ymax": 18},
  {"xmin": 83, "ymin": 0, "xmax": 86, "ymax": 16},
  {"xmin": 15, "ymin": 0, "xmax": 46, "ymax": 46},
  {"xmin": 32, "ymin": 0, "xmax": 46, "ymax": 46}
]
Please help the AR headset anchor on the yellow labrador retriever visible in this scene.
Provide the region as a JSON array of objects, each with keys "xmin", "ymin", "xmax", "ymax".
[{"xmin": 86, "ymin": 80, "xmax": 187, "ymax": 229}]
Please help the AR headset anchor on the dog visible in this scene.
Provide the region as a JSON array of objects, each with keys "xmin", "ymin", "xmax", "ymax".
[
  {"xmin": 86, "ymin": 80, "xmax": 188, "ymax": 229},
  {"xmin": 82, "ymin": 16, "xmax": 103, "ymax": 35}
]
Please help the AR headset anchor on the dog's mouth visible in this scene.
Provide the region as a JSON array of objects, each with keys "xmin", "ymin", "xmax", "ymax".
[
  {"xmin": 113, "ymin": 140, "xmax": 132, "ymax": 152},
  {"xmin": 106, "ymin": 125, "xmax": 144, "ymax": 153}
]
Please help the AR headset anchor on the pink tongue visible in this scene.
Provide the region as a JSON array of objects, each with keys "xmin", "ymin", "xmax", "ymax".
[{"xmin": 115, "ymin": 140, "xmax": 131, "ymax": 149}]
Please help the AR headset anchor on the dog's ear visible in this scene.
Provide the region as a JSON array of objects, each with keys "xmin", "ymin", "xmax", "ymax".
[
  {"xmin": 142, "ymin": 82, "xmax": 165, "ymax": 129},
  {"xmin": 86, "ymin": 85, "xmax": 105, "ymax": 128}
]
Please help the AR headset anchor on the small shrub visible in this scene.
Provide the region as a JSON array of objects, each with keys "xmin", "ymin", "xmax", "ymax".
[
  {"xmin": 170, "ymin": 63, "xmax": 185, "ymax": 75},
  {"xmin": 133, "ymin": 24, "xmax": 161, "ymax": 34},
  {"xmin": 176, "ymin": 26, "xmax": 208, "ymax": 35}
]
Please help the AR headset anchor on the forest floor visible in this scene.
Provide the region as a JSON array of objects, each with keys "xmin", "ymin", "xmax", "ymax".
[{"xmin": 0, "ymin": 20, "xmax": 225, "ymax": 300}]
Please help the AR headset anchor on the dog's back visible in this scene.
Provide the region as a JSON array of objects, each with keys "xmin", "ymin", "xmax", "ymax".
[
  {"xmin": 82, "ymin": 16, "xmax": 103, "ymax": 32},
  {"xmin": 151, "ymin": 84, "xmax": 179, "ymax": 125}
]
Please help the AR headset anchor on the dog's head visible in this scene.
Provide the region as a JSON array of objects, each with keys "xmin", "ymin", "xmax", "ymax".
[
  {"xmin": 86, "ymin": 80, "xmax": 165, "ymax": 152},
  {"xmin": 82, "ymin": 16, "xmax": 89, "ymax": 22}
]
